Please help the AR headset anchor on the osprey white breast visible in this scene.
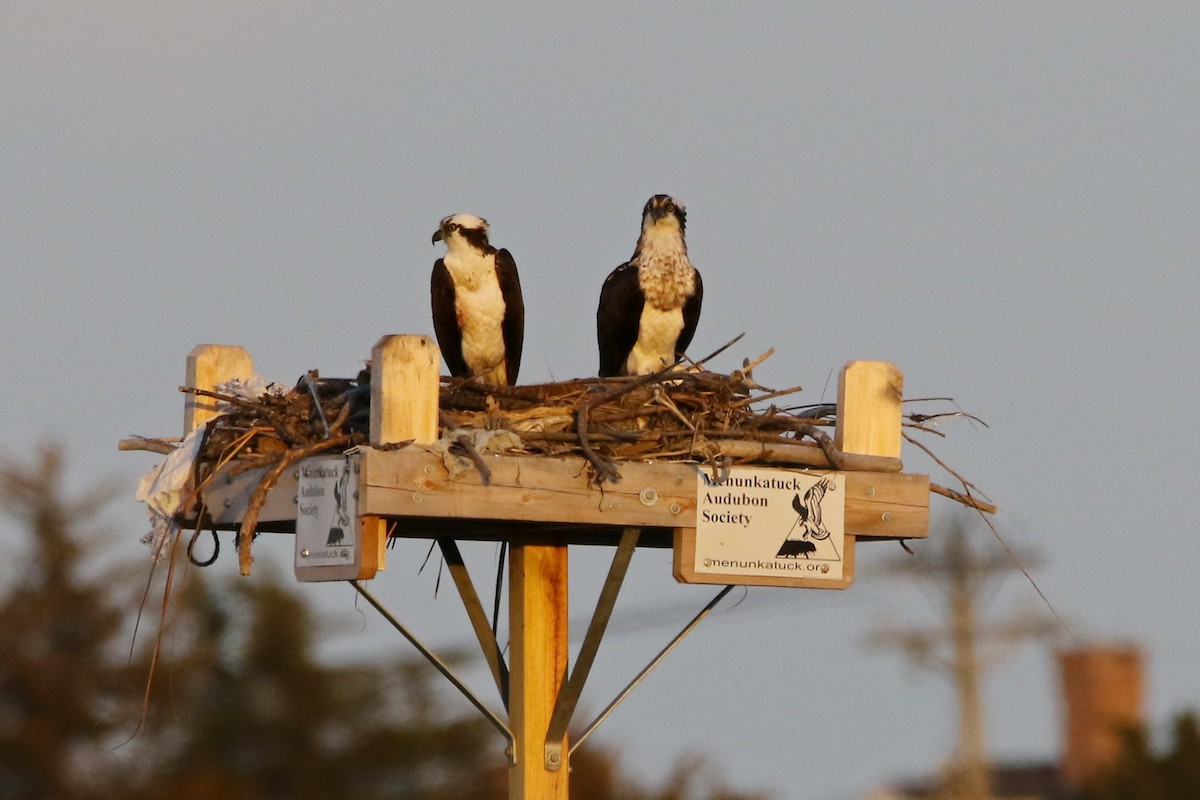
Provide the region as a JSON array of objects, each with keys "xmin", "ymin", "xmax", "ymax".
[{"xmin": 430, "ymin": 213, "xmax": 525, "ymax": 386}]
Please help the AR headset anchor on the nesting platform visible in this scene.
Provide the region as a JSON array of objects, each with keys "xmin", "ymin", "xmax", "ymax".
[{"xmin": 126, "ymin": 335, "xmax": 943, "ymax": 800}]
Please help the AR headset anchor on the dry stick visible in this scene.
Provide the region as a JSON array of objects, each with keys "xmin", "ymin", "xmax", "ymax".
[
  {"xmin": 930, "ymin": 483, "xmax": 997, "ymax": 514},
  {"xmin": 652, "ymin": 387, "xmax": 697, "ymax": 431},
  {"xmin": 904, "ymin": 432, "xmax": 1071, "ymax": 635},
  {"xmin": 452, "ymin": 435, "xmax": 493, "ymax": 486},
  {"xmin": 126, "ymin": 554, "xmax": 161, "ymax": 666},
  {"xmin": 710, "ymin": 437, "xmax": 903, "ymax": 472},
  {"xmin": 118, "ymin": 437, "xmax": 180, "ymax": 455},
  {"xmin": 513, "ymin": 429, "xmax": 652, "ymax": 448},
  {"xmin": 903, "ymin": 433, "xmax": 993, "ymax": 507},
  {"xmin": 727, "ymin": 384, "xmax": 805, "ymax": 410},
  {"xmin": 118, "ymin": 522, "xmax": 186, "ymax": 748},
  {"xmin": 325, "ymin": 394, "xmax": 352, "ymax": 435},
  {"xmin": 736, "ymin": 347, "xmax": 776, "ymax": 378},
  {"xmin": 731, "ymin": 417, "xmax": 862, "ymax": 471},
  {"xmin": 575, "ymin": 407, "xmax": 623, "ymax": 484},
  {"xmin": 236, "ymin": 434, "xmax": 350, "ymax": 575},
  {"xmin": 179, "ymin": 385, "xmax": 270, "ymax": 411},
  {"xmin": 688, "ymin": 332, "xmax": 747, "ymax": 369},
  {"xmin": 903, "ymin": 421, "xmax": 948, "ymax": 439},
  {"xmin": 586, "ymin": 405, "xmax": 676, "ymax": 425}
]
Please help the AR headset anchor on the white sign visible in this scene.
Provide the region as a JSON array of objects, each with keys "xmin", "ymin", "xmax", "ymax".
[
  {"xmin": 295, "ymin": 456, "xmax": 360, "ymax": 580},
  {"xmin": 694, "ymin": 467, "xmax": 846, "ymax": 582}
]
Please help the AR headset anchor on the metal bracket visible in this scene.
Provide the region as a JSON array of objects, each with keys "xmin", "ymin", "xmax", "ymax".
[
  {"xmin": 570, "ymin": 584, "xmax": 735, "ymax": 756},
  {"xmin": 545, "ymin": 741, "xmax": 564, "ymax": 772},
  {"xmin": 350, "ymin": 581, "xmax": 516, "ymax": 764},
  {"xmin": 543, "ymin": 527, "xmax": 640, "ymax": 770},
  {"xmin": 437, "ymin": 538, "xmax": 510, "ymax": 709}
]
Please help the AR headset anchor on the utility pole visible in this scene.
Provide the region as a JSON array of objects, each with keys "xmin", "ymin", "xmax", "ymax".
[{"xmin": 867, "ymin": 514, "xmax": 1055, "ymax": 800}]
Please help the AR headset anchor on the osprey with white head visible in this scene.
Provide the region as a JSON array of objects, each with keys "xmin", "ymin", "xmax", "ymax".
[{"xmin": 431, "ymin": 213, "xmax": 525, "ymax": 386}]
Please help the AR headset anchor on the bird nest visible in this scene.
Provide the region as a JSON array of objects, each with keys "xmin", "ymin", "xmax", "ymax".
[
  {"xmin": 134, "ymin": 351, "xmax": 983, "ymax": 502},
  {"xmin": 121, "ymin": 347, "xmax": 994, "ymax": 576}
]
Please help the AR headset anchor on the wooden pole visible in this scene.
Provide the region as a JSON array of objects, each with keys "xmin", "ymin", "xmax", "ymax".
[
  {"xmin": 184, "ymin": 344, "xmax": 253, "ymax": 433},
  {"xmin": 509, "ymin": 535, "xmax": 569, "ymax": 800}
]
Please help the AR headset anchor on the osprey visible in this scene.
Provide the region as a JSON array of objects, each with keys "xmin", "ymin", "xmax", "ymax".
[
  {"xmin": 431, "ymin": 213, "xmax": 525, "ymax": 386},
  {"xmin": 596, "ymin": 195, "xmax": 703, "ymax": 377}
]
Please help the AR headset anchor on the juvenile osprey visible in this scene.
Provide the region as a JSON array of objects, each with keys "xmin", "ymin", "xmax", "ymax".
[
  {"xmin": 431, "ymin": 213, "xmax": 525, "ymax": 386},
  {"xmin": 596, "ymin": 195, "xmax": 703, "ymax": 377}
]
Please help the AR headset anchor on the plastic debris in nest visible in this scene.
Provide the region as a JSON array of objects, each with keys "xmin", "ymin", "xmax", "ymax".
[{"xmin": 130, "ymin": 371, "xmax": 371, "ymax": 562}]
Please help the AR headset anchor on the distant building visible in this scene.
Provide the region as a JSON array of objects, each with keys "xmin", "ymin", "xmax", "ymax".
[{"xmin": 867, "ymin": 643, "xmax": 1144, "ymax": 800}]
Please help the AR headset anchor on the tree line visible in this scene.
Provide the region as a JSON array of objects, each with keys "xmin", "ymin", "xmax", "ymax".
[{"xmin": 0, "ymin": 444, "xmax": 764, "ymax": 800}]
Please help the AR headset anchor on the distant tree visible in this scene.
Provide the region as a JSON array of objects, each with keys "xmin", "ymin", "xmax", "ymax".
[
  {"xmin": 128, "ymin": 571, "xmax": 505, "ymax": 800},
  {"xmin": 1080, "ymin": 710, "xmax": 1200, "ymax": 800},
  {"xmin": 0, "ymin": 444, "xmax": 768, "ymax": 800},
  {"xmin": 137, "ymin": 572, "xmax": 769, "ymax": 800},
  {"xmin": 0, "ymin": 443, "xmax": 134, "ymax": 800}
]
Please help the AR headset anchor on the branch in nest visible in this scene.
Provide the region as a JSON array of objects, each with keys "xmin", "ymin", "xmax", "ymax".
[
  {"xmin": 236, "ymin": 434, "xmax": 351, "ymax": 575},
  {"xmin": 930, "ymin": 483, "xmax": 998, "ymax": 514},
  {"xmin": 687, "ymin": 332, "xmax": 746, "ymax": 370},
  {"xmin": 572, "ymin": 365, "xmax": 691, "ymax": 484},
  {"xmin": 118, "ymin": 437, "xmax": 180, "ymax": 456},
  {"xmin": 708, "ymin": 436, "xmax": 903, "ymax": 472},
  {"xmin": 575, "ymin": 404, "xmax": 623, "ymax": 484}
]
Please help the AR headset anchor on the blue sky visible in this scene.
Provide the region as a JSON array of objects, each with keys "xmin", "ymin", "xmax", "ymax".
[{"xmin": 4, "ymin": 4, "xmax": 1198, "ymax": 798}]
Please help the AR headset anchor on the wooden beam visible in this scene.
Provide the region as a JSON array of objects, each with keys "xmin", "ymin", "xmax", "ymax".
[
  {"xmin": 184, "ymin": 344, "xmax": 253, "ymax": 433},
  {"xmin": 358, "ymin": 449, "xmax": 928, "ymax": 540},
  {"xmin": 509, "ymin": 536, "xmax": 569, "ymax": 800},
  {"xmin": 186, "ymin": 451, "xmax": 928, "ymax": 543}
]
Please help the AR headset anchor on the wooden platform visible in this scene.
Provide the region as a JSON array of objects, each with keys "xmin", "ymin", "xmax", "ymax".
[{"xmin": 175, "ymin": 339, "xmax": 930, "ymax": 588}]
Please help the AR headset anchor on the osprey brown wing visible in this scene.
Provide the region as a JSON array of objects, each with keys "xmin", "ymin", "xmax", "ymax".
[
  {"xmin": 596, "ymin": 261, "xmax": 645, "ymax": 377},
  {"xmin": 494, "ymin": 247, "xmax": 525, "ymax": 385},
  {"xmin": 430, "ymin": 259, "xmax": 468, "ymax": 378}
]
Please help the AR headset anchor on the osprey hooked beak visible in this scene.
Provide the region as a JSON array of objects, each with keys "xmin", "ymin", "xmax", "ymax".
[{"xmin": 431, "ymin": 227, "xmax": 445, "ymax": 245}]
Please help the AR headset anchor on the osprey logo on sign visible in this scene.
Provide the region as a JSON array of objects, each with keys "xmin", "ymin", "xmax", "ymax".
[
  {"xmin": 775, "ymin": 477, "xmax": 841, "ymax": 569},
  {"xmin": 326, "ymin": 465, "xmax": 352, "ymax": 547}
]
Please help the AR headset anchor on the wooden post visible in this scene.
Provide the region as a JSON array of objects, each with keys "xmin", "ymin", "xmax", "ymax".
[
  {"xmin": 371, "ymin": 334, "xmax": 440, "ymax": 446},
  {"xmin": 184, "ymin": 344, "xmax": 254, "ymax": 433},
  {"xmin": 366, "ymin": 334, "xmax": 442, "ymax": 575},
  {"xmin": 834, "ymin": 360, "xmax": 903, "ymax": 459},
  {"xmin": 509, "ymin": 535, "xmax": 570, "ymax": 800},
  {"xmin": 835, "ymin": 361, "xmax": 903, "ymax": 580}
]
